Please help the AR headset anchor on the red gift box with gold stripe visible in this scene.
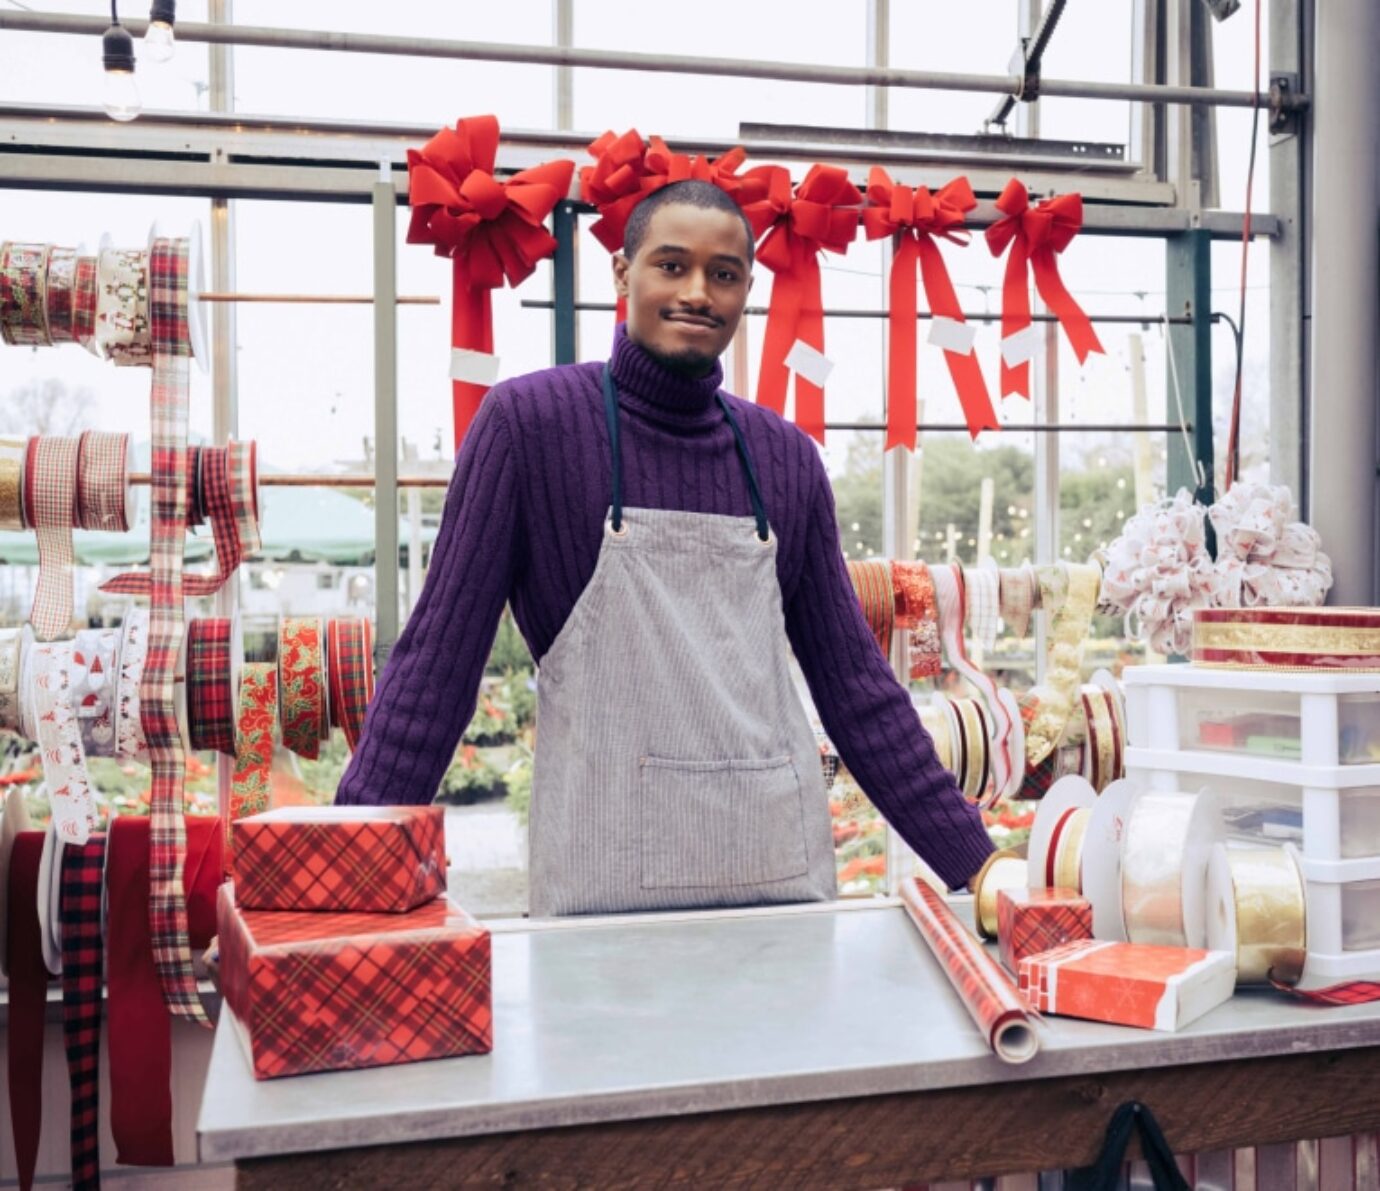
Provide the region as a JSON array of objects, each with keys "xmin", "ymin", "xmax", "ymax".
[
  {"xmin": 1017, "ymin": 939, "xmax": 1235, "ymax": 1032},
  {"xmin": 996, "ymin": 886, "xmax": 1093, "ymax": 974},
  {"xmin": 217, "ymin": 884, "xmax": 492, "ymax": 1079},
  {"xmin": 1193, "ymin": 606, "xmax": 1380, "ymax": 672},
  {"xmin": 232, "ymin": 805, "xmax": 447, "ymax": 913}
]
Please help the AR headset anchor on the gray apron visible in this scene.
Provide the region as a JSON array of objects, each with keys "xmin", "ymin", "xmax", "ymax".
[{"xmin": 527, "ymin": 363, "xmax": 837, "ymax": 917}]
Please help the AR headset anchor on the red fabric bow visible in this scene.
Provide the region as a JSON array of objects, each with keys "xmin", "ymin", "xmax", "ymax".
[
  {"xmin": 749, "ymin": 163, "xmax": 861, "ymax": 444},
  {"xmin": 407, "ymin": 114, "xmax": 574, "ymax": 451},
  {"xmin": 580, "ymin": 129, "xmax": 754, "ymax": 323},
  {"xmin": 863, "ymin": 169, "xmax": 998, "ymax": 448},
  {"xmin": 984, "ymin": 179, "xmax": 1104, "ymax": 399}
]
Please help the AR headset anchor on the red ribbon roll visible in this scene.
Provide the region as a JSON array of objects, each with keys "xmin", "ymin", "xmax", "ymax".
[
  {"xmin": 862, "ymin": 170, "xmax": 998, "ymax": 447},
  {"xmin": 407, "ymin": 114, "xmax": 575, "ymax": 453},
  {"xmin": 747, "ymin": 163, "xmax": 860, "ymax": 444},
  {"xmin": 984, "ymin": 179, "xmax": 1104, "ymax": 400}
]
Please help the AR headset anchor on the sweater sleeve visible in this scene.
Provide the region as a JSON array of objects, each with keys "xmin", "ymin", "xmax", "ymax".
[
  {"xmin": 782, "ymin": 450, "xmax": 994, "ymax": 890},
  {"xmin": 335, "ymin": 393, "xmax": 520, "ymax": 806}
]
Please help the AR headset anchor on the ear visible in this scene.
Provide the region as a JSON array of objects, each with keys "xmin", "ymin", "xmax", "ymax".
[{"xmin": 612, "ymin": 253, "xmax": 631, "ymax": 298}]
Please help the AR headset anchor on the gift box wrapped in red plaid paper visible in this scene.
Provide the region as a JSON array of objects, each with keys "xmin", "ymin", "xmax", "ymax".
[
  {"xmin": 232, "ymin": 804, "xmax": 447, "ymax": 912},
  {"xmin": 996, "ymin": 886, "xmax": 1094, "ymax": 974},
  {"xmin": 217, "ymin": 884, "xmax": 492, "ymax": 1079}
]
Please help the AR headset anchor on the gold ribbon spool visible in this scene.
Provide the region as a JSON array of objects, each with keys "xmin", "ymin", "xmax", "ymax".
[
  {"xmin": 1050, "ymin": 807, "xmax": 1091, "ymax": 892},
  {"xmin": 1207, "ymin": 845, "xmax": 1307, "ymax": 986},
  {"xmin": 0, "ymin": 436, "xmax": 24, "ymax": 532},
  {"xmin": 974, "ymin": 851, "xmax": 1027, "ymax": 940},
  {"xmin": 919, "ymin": 704, "xmax": 954, "ymax": 773},
  {"xmin": 1079, "ymin": 685, "xmax": 1117, "ymax": 793},
  {"xmin": 952, "ymin": 697, "xmax": 990, "ymax": 802}
]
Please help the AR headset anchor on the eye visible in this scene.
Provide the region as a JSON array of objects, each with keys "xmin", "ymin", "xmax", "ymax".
[
  {"xmin": 657, "ymin": 261, "xmax": 682, "ymax": 274},
  {"xmin": 715, "ymin": 270, "xmax": 741, "ymax": 284}
]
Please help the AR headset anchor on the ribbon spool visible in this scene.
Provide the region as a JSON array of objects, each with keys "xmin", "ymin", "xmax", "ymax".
[
  {"xmin": 0, "ymin": 624, "xmax": 24, "ymax": 733},
  {"xmin": 1078, "ymin": 672, "xmax": 1126, "ymax": 794},
  {"xmin": 893, "ymin": 561, "xmax": 940, "ymax": 679},
  {"xmin": 279, "ymin": 616, "xmax": 327, "ymax": 759},
  {"xmin": 0, "ymin": 435, "xmax": 26, "ymax": 531},
  {"xmin": 918, "ymin": 701, "xmax": 955, "ymax": 773},
  {"xmin": 1026, "ymin": 775, "xmax": 1097, "ymax": 895},
  {"xmin": 0, "ymin": 241, "xmax": 50, "ymax": 346},
  {"xmin": 1206, "ymin": 843, "xmax": 1306, "ymax": 986},
  {"xmin": 1120, "ymin": 788, "xmax": 1223, "ymax": 948},
  {"xmin": 950, "ymin": 696, "xmax": 991, "ymax": 803},
  {"xmin": 973, "ymin": 850, "xmax": 1028, "ymax": 940},
  {"xmin": 72, "ymin": 626, "xmax": 122, "ymax": 759},
  {"xmin": 846, "ymin": 559, "xmax": 895, "ymax": 655},
  {"xmin": 1080, "ymin": 778, "xmax": 1143, "ymax": 942},
  {"xmin": 115, "ymin": 607, "xmax": 149, "ymax": 761}
]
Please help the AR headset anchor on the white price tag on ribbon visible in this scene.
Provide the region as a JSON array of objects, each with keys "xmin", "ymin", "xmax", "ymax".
[
  {"xmin": 449, "ymin": 348, "xmax": 502, "ymax": 386},
  {"xmin": 928, "ymin": 316, "xmax": 978, "ymax": 355},
  {"xmin": 784, "ymin": 339, "xmax": 835, "ymax": 388},
  {"xmin": 1000, "ymin": 324, "xmax": 1042, "ymax": 368}
]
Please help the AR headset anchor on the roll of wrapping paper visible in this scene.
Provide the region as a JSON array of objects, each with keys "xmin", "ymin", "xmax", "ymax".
[
  {"xmin": 278, "ymin": 616, "xmax": 326, "ymax": 759},
  {"xmin": 187, "ymin": 618, "xmax": 236, "ymax": 756},
  {"xmin": 918, "ymin": 702, "xmax": 954, "ymax": 772},
  {"xmin": 1120, "ymin": 789, "xmax": 1222, "ymax": 948},
  {"xmin": 44, "ymin": 247, "xmax": 77, "ymax": 344},
  {"xmin": 892, "ymin": 561, "xmax": 941, "ymax": 679},
  {"xmin": 898, "ymin": 877, "xmax": 1040, "ymax": 1064},
  {"xmin": 973, "ymin": 852, "xmax": 1028, "ymax": 940},
  {"xmin": 95, "ymin": 244, "xmax": 153, "ymax": 367},
  {"xmin": 846, "ymin": 559, "xmax": 895, "ymax": 655},
  {"xmin": 1192, "ymin": 606, "xmax": 1380, "ymax": 672},
  {"xmin": 0, "ymin": 241, "xmax": 50, "ymax": 345},
  {"xmin": 950, "ymin": 696, "xmax": 991, "ymax": 803},
  {"xmin": 0, "ymin": 625, "xmax": 24, "ymax": 733},
  {"xmin": 327, "ymin": 616, "xmax": 375, "ymax": 750},
  {"xmin": 0, "ymin": 435, "xmax": 24, "ymax": 531},
  {"xmin": 232, "ymin": 661, "xmax": 277, "ymax": 823},
  {"xmin": 1078, "ymin": 683, "xmax": 1123, "ymax": 793},
  {"xmin": 1020, "ymin": 562, "xmax": 1101, "ymax": 769},
  {"xmin": 1205, "ymin": 844, "xmax": 1306, "ymax": 986}
]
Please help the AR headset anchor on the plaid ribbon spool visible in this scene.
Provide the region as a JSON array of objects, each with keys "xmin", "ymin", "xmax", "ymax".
[
  {"xmin": 898, "ymin": 877, "xmax": 1039, "ymax": 1063},
  {"xmin": 95, "ymin": 245, "xmax": 153, "ymax": 367},
  {"xmin": 76, "ymin": 430, "xmax": 133, "ymax": 532},
  {"xmin": 232, "ymin": 662, "xmax": 277, "ymax": 823},
  {"xmin": 59, "ymin": 833, "xmax": 106, "ymax": 1191},
  {"xmin": 892, "ymin": 561, "xmax": 941, "ymax": 679},
  {"xmin": 999, "ymin": 564, "xmax": 1039, "ymax": 637},
  {"xmin": 25, "ymin": 435, "xmax": 80, "ymax": 640},
  {"xmin": 71, "ymin": 255, "xmax": 99, "ymax": 351},
  {"xmin": 188, "ymin": 618, "xmax": 236, "ymax": 756},
  {"xmin": 327, "ymin": 617, "xmax": 375, "ymax": 750},
  {"xmin": 0, "ymin": 435, "xmax": 25, "ymax": 531},
  {"xmin": 72, "ymin": 627, "xmax": 120, "ymax": 758},
  {"xmin": 965, "ymin": 566, "xmax": 1001, "ymax": 653},
  {"xmin": 23, "ymin": 639, "xmax": 97, "ymax": 844},
  {"xmin": 0, "ymin": 625, "xmax": 22, "ymax": 732},
  {"xmin": 142, "ymin": 236, "xmax": 208, "ymax": 1026},
  {"xmin": 0, "ymin": 241, "xmax": 51, "ymax": 345},
  {"xmin": 227, "ymin": 439, "xmax": 261, "ymax": 557},
  {"xmin": 279, "ymin": 616, "xmax": 326, "ymax": 759},
  {"xmin": 115, "ymin": 607, "xmax": 149, "ymax": 760},
  {"xmin": 846, "ymin": 559, "xmax": 895, "ymax": 655},
  {"xmin": 43, "ymin": 246, "xmax": 78, "ymax": 344}
]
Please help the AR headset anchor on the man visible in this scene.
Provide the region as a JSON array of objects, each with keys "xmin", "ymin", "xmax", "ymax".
[{"xmin": 335, "ymin": 180, "xmax": 994, "ymax": 915}]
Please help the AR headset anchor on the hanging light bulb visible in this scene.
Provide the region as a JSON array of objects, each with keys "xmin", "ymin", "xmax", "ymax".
[
  {"xmin": 144, "ymin": 0, "xmax": 176, "ymax": 62},
  {"xmin": 102, "ymin": 10, "xmax": 142, "ymax": 122}
]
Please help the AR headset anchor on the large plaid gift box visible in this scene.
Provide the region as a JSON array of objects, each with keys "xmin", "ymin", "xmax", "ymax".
[
  {"xmin": 996, "ymin": 886, "xmax": 1094, "ymax": 974},
  {"xmin": 1018, "ymin": 939, "xmax": 1235, "ymax": 1032},
  {"xmin": 217, "ymin": 884, "xmax": 492, "ymax": 1079},
  {"xmin": 232, "ymin": 805, "xmax": 447, "ymax": 912}
]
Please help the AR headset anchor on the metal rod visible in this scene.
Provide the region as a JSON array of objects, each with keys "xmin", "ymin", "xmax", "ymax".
[
  {"xmin": 520, "ymin": 299, "xmax": 1193, "ymax": 325},
  {"xmin": 197, "ymin": 292, "xmax": 439, "ymax": 305},
  {"xmin": 372, "ymin": 172, "xmax": 401, "ymax": 661},
  {"xmin": 815, "ymin": 423, "xmax": 1188, "ymax": 433},
  {"xmin": 126, "ymin": 473, "xmax": 451, "ymax": 488},
  {"xmin": 0, "ymin": 11, "xmax": 1304, "ymax": 111}
]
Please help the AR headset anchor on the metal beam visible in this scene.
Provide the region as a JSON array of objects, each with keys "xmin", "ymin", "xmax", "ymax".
[
  {"xmin": 0, "ymin": 10, "xmax": 1310, "ymax": 111},
  {"xmin": 551, "ymin": 201, "xmax": 577, "ymax": 366},
  {"xmin": 372, "ymin": 173, "xmax": 400, "ymax": 660},
  {"xmin": 1165, "ymin": 229, "xmax": 1214, "ymax": 505}
]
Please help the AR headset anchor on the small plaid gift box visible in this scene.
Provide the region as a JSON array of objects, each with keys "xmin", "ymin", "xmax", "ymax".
[
  {"xmin": 996, "ymin": 886, "xmax": 1093, "ymax": 974},
  {"xmin": 217, "ymin": 883, "xmax": 492, "ymax": 1079},
  {"xmin": 1017, "ymin": 939, "xmax": 1235, "ymax": 1032},
  {"xmin": 232, "ymin": 805, "xmax": 447, "ymax": 912}
]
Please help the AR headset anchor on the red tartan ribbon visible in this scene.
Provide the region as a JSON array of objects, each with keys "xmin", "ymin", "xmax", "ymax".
[
  {"xmin": 407, "ymin": 114, "xmax": 574, "ymax": 453},
  {"xmin": 984, "ymin": 179, "xmax": 1104, "ymax": 399},
  {"xmin": 747, "ymin": 163, "xmax": 860, "ymax": 443},
  {"xmin": 327, "ymin": 616, "xmax": 375, "ymax": 751},
  {"xmin": 187, "ymin": 618, "xmax": 236, "ymax": 756},
  {"xmin": 862, "ymin": 170, "xmax": 997, "ymax": 447},
  {"xmin": 60, "ymin": 834, "xmax": 106, "ymax": 1191}
]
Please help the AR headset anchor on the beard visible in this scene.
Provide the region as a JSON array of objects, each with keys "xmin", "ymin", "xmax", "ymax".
[{"xmin": 641, "ymin": 341, "xmax": 720, "ymax": 379}]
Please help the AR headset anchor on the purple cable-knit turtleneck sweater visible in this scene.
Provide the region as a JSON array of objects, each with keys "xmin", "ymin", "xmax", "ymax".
[{"xmin": 335, "ymin": 325, "xmax": 994, "ymax": 889}]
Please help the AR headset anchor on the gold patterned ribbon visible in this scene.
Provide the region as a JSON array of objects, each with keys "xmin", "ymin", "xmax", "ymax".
[
  {"xmin": 0, "ymin": 625, "xmax": 23, "ymax": 733},
  {"xmin": 232, "ymin": 662, "xmax": 278, "ymax": 825},
  {"xmin": 1078, "ymin": 683, "xmax": 1123, "ymax": 793},
  {"xmin": 1020, "ymin": 562, "xmax": 1101, "ymax": 768},
  {"xmin": 0, "ymin": 435, "xmax": 25, "ymax": 531},
  {"xmin": 951, "ymin": 696, "xmax": 991, "ymax": 803},
  {"xmin": 279, "ymin": 616, "xmax": 326, "ymax": 759},
  {"xmin": 918, "ymin": 702, "xmax": 954, "ymax": 772},
  {"xmin": 972, "ymin": 849, "xmax": 1027, "ymax": 941},
  {"xmin": 846, "ymin": 559, "xmax": 895, "ymax": 655},
  {"xmin": 1193, "ymin": 610, "xmax": 1380, "ymax": 671}
]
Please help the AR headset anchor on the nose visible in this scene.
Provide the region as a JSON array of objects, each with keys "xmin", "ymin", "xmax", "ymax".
[{"xmin": 677, "ymin": 266, "xmax": 710, "ymax": 309}]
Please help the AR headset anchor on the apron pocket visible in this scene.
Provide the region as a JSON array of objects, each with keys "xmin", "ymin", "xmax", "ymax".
[{"xmin": 639, "ymin": 755, "xmax": 810, "ymax": 889}]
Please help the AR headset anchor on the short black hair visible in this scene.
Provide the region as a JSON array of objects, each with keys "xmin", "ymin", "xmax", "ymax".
[{"xmin": 621, "ymin": 179, "xmax": 756, "ymax": 266}]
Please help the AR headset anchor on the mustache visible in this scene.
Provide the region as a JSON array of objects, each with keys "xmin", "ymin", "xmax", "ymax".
[{"xmin": 660, "ymin": 308, "xmax": 724, "ymax": 326}]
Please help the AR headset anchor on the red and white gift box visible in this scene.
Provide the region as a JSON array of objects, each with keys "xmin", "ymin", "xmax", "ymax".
[
  {"xmin": 232, "ymin": 804, "xmax": 447, "ymax": 913},
  {"xmin": 1017, "ymin": 939, "xmax": 1235, "ymax": 1032},
  {"xmin": 996, "ymin": 886, "xmax": 1094, "ymax": 974},
  {"xmin": 217, "ymin": 883, "xmax": 492, "ymax": 1079}
]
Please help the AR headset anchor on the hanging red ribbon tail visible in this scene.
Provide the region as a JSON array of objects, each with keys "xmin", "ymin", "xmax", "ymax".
[
  {"xmin": 795, "ymin": 257, "xmax": 827, "ymax": 444},
  {"xmin": 886, "ymin": 234, "xmax": 919, "ymax": 451},
  {"xmin": 998, "ymin": 239, "xmax": 1033, "ymax": 398},
  {"xmin": 1030, "ymin": 245, "xmax": 1103, "ymax": 363},
  {"xmin": 915, "ymin": 234, "xmax": 998, "ymax": 439},
  {"xmin": 450, "ymin": 271, "xmax": 493, "ymax": 451},
  {"xmin": 755, "ymin": 236, "xmax": 805, "ymax": 418}
]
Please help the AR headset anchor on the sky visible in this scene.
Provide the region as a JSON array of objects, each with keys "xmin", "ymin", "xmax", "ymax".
[{"xmin": 0, "ymin": 1, "xmax": 1276, "ymax": 493}]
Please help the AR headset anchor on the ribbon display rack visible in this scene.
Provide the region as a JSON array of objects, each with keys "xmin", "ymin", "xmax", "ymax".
[{"xmin": 1123, "ymin": 663, "xmax": 1380, "ymax": 989}]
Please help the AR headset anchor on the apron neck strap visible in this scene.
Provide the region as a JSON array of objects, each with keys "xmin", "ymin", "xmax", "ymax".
[{"xmin": 602, "ymin": 362, "xmax": 771, "ymax": 542}]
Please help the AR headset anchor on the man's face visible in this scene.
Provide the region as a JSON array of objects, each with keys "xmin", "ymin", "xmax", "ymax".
[{"xmin": 613, "ymin": 203, "xmax": 753, "ymax": 376}]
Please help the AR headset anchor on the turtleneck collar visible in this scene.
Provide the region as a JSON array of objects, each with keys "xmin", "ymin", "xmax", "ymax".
[{"xmin": 607, "ymin": 323, "xmax": 725, "ymax": 421}]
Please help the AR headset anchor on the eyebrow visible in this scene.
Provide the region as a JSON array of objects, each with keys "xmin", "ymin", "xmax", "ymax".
[{"xmin": 650, "ymin": 244, "xmax": 748, "ymax": 268}]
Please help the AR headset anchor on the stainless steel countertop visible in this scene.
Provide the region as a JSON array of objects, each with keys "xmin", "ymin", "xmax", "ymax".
[{"xmin": 196, "ymin": 898, "xmax": 1380, "ymax": 1163}]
